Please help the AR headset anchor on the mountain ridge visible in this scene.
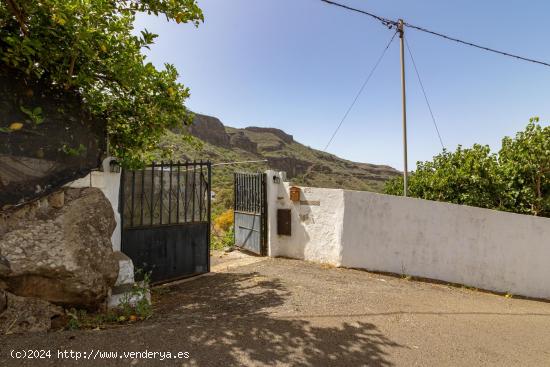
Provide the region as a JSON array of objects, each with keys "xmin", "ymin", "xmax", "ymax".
[{"xmin": 160, "ymin": 113, "xmax": 399, "ymax": 214}]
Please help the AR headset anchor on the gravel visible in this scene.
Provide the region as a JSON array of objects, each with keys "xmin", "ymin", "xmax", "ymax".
[{"xmin": 2, "ymin": 254, "xmax": 550, "ymax": 366}]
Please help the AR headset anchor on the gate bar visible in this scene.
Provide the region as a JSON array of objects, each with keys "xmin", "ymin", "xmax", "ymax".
[
  {"xmin": 176, "ymin": 162, "xmax": 181, "ymax": 223},
  {"xmin": 184, "ymin": 163, "xmax": 189, "ymax": 222},
  {"xmin": 159, "ymin": 161, "xmax": 164, "ymax": 225},
  {"xmin": 207, "ymin": 162, "xmax": 212, "ymax": 272},
  {"xmin": 130, "ymin": 171, "xmax": 135, "ymax": 227},
  {"xmin": 150, "ymin": 161, "xmax": 155, "ymax": 226},
  {"xmin": 140, "ymin": 166, "xmax": 145, "ymax": 226},
  {"xmin": 168, "ymin": 161, "xmax": 173, "ymax": 224},
  {"xmin": 199, "ymin": 160, "xmax": 203, "ymax": 222},
  {"xmin": 191, "ymin": 160, "xmax": 196, "ymax": 222}
]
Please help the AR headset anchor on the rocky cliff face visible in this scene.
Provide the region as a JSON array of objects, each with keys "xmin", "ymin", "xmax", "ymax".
[
  {"xmin": 244, "ymin": 127, "xmax": 293, "ymax": 144},
  {"xmin": 188, "ymin": 114, "xmax": 231, "ymax": 148},
  {"xmin": 179, "ymin": 113, "xmax": 400, "ymax": 192},
  {"xmin": 228, "ymin": 131, "xmax": 258, "ymax": 154}
]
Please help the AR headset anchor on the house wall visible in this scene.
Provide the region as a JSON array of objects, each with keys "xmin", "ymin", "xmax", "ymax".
[
  {"xmin": 266, "ymin": 176, "xmax": 550, "ymax": 299},
  {"xmin": 266, "ymin": 171, "xmax": 344, "ymax": 265}
]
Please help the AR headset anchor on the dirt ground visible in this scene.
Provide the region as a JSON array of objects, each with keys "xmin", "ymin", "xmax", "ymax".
[{"xmin": 2, "ymin": 251, "xmax": 550, "ymax": 366}]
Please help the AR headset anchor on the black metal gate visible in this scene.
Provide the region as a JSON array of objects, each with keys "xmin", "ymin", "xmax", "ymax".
[
  {"xmin": 234, "ymin": 172, "xmax": 267, "ymax": 256},
  {"xmin": 120, "ymin": 161, "xmax": 211, "ymax": 284}
]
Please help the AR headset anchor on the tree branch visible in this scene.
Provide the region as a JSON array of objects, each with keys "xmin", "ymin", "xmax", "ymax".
[{"xmin": 5, "ymin": 0, "xmax": 28, "ymax": 36}]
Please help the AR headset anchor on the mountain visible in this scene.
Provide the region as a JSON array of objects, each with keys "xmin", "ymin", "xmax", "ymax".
[{"xmin": 160, "ymin": 114, "xmax": 400, "ymax": 214}]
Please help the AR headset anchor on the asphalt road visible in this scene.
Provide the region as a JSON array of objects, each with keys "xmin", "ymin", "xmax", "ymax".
[{"xmin": 2, "ymin": 252, "xmax": 550, "ymax": 366}]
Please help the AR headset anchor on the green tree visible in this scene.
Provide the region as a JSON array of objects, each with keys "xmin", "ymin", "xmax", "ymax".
[
  {"xmin": 384, "ymin": 120, "xmax": 549, "ymax": 217},
  {"xmin": 0, "ymin": 0, "xmax": 203, "ymax": 166},
  {"xmin": 385, "ymin": 144, "xmax": 504, "ymax": 209},
  {"xmin": 499, "ymin": 118, "xmax": 550, "ymax": 216}
]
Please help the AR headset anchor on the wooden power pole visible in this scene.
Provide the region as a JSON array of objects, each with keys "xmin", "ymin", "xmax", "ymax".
[{"xmin": 398, "ymin": 19, "xmax": 409, "ymax": 197}]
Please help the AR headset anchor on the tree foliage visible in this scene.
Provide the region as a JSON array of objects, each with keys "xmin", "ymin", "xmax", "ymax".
[
  {"xmin": 384, "ymin": 119, "xmax": 550, "ymax": 217},
  {"xmin": 499, "ymin": 118, "xmax": 550, "ymax": 216},
  {"xmin": 0, "ymin": 0, "xmax": 203, "ymax": 166}
]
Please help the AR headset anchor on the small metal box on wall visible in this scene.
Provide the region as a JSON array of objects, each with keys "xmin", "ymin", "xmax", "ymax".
[
  {"xmin": 289, "ymin": 186, "xmax": 301, "ymax": 202},
  {"xmin": 277, "ymin": 209, "xmax": 291, "ymax": 236}
]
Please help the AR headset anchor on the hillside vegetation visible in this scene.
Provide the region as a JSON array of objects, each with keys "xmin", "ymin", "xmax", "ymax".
[{"xmin": 159, "ymin": 114, "xmax": 399, "ymax": 217}]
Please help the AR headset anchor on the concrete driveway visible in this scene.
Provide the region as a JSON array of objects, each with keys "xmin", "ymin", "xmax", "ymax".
[{"xmin": 2, "ymin": 252, "xmax": 550, "ymax": 366}]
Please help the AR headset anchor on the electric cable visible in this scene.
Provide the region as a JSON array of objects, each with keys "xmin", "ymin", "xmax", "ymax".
[
  {"xmin": 321, "ymin": 0, "xmax": 550, "ymax": 68},
  {"xmin": 405, "ymin": 38, "xmax": 445, "ymax": 150},
  {"xmin": 324, "ymin": 31, "xmax": 398, "ymax": 151}
]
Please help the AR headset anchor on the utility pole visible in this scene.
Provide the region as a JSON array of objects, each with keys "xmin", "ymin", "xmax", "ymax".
[{"xmin": 398, "ymin": 19, "xmax": 408, "ymax": 197}]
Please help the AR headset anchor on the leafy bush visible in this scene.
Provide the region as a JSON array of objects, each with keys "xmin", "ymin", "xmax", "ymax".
[
  {"xmin": 214, "ymin": 209, "xmax": 234, "ymax": 232},
  {"xmin": 499, "ymin": 118, "xmax": 550, "ymax": 216},
  {"xmin": 64, "ymin": 269, "xmax": 152, "ymax": 330},
  {"xmin": 211, "ymin": 208, "xmax": 235, "ymax": 250},
  {"xmin": 119, "ymin": 270, "xmax": 152, "ymax": 321},
  {"xmin": 384, "ymin": 119, "xmax": 550, "ymax": 217},
  {"xmin": 212, "ymin": 226, "xmax": 234, "ymax": 251}
]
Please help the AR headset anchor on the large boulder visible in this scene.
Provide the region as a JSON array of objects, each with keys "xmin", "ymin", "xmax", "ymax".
[
  {"xmin": 0, "ymin": 289, "xmax": 62, "ymax": 334},
  {"xmin": 0, "ymin": 188, "xmax": 119, "ymax": 308}
]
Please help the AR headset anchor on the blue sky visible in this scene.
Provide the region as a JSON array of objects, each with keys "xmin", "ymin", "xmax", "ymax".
[{"xmin": 135, "ymin": 0, "xmax": 550, "ymax": 170}]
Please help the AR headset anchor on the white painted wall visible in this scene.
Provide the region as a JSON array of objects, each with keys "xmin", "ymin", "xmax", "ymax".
[
  {"xmin": 340, "ymin": 191, "xmax": 550, "ymax": 299},
  {"xmin": 266, "ymin": 171, "xmax": 344, "ymax": 265},
  {"xmin": 67, "ymin": 158, "xmax": 122, "ymax": 251},
  {"xmin": 266, "ymin": 176, "xmax": 550, "ymax": 299}
]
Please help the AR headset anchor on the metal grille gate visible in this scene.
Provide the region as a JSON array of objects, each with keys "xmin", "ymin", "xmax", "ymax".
[
  {"xmin": 234, "ymin": 172, "xmax": 267, "ymax": 256},
  {"xmin": 120, "ymin": 161, "xmax": 211, "ymax": 283}
]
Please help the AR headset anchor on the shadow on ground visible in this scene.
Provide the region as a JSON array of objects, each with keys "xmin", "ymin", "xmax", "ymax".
[{"xmin": 151, "ymin": 271, "xmax": 404, "ymax": 366}]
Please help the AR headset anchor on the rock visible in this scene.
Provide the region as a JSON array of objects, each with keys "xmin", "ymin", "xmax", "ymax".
[
  {"xmin": 0, "ymin": 254, "xmax": 9, "ymax": 277},
  {"xmin": 267, "ymin": 157, "xmax": 312, "ymax": 177},
  {"xmin": 244, "ymin": 127, "xmax": 293, "ymax": 144},
  {"xmin": 188, "ymin": 114, "xmax": 231, "ymax": 148},
  {"xmin": 0, "ymin": 290, "xmax": 62, "ymax": 334},
  {"xmin": 0, "ymin": 289, "xmax": 6, "ymax": 313},
  {"xmin": 48, "ymin": 190, "xmax": 64, "ymax": 209},
  {"xmin": 0, "ymin": 188, "xmax": 119, "ymax": 308},
  {"xmin": 228, "ymin": 131, "xmax": 258, "ymax": 153}
]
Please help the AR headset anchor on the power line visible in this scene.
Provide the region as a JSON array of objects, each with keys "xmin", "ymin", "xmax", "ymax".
[
  {"xmin": 324, "ymin": 31, "xmax": 398, "ymax": 151},
  {"xmin": 321, "ymin": 0, "xmax": 550, "ymax": 68},
  {"xmin": 404, "ymin": 22, "xmax": 550, "ymax": 68},
  {"xmin": 212, "ymin": 159, "xmax": 268, "ymax": 167},
  {"xmin": 405, "ymin": 38, "xmax": 445, "ymax": 150},
  {"xmin": 320, "ymin": 0, "xmax": 396, "ymax": 28}
]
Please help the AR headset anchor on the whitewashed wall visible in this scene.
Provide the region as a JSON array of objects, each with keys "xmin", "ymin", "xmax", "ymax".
[
  {"xmin": 266, "ymin": 171, "xmax": 344, "ymax": 265},
  {"xmin": 340, "ymin": 191, "xmax": 550, "ymax": 299},
  {"xmin": 267, "ymin": 175, "xmax": 550, "ymax": 299}
]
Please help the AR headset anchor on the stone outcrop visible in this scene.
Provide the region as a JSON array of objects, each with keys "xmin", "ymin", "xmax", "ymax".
[
  {"xmin": 228, "ymin": 131, "xmax": 258, "ymax": 153},
  {"xmin": 188, "ymin": 114, "xmax": 231, "ymax": 148},
  {"xmin": 244, "ymin": 127, "xmax": 293, "ymax": 144},
  {"xmin": 0, "ymin": 187, "xmax": 119, "ymax": 309},
  {"xmin": 0, "ymin": 289, "xmax": 62, "ymax": 334},
  {"xmin": 267, "ymin": 157, "xmax": 312, "ymax": 177}
]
